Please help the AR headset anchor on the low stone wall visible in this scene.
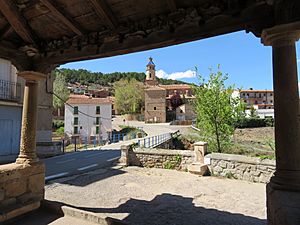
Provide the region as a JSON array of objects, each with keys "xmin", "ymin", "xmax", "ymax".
[
  {"xmin": 0, "ymin": 162, "xmax": 45, "ymax": 222},
  {"xmin": 128, "ymin": 148, "xmax": 195, "ymax": 171},
  {"xmin": 205, "ymin": 153, "xmax": 275, "ymax": 183}
]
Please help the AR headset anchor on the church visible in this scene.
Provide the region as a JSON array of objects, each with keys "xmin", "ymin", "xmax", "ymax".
[{"xmin": 144, "ymin": 58, "xmax": 195, "ymax": 123}]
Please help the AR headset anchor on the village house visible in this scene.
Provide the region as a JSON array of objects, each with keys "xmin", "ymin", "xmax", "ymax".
[
  {"xmin": 64, "ymin": 94, "xmax": 112, "ymax": 143},
  {"xmin": 238, "ymin": 89, "xmax": 275, "ymax": 118},
  {"xmin": 240, "ymin": 89, "xmax": 274, "ymax": 109}
]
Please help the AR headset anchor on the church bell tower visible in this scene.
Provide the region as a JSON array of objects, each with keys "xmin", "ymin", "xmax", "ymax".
[{"xmin": 145, "ymin": 57, "xmax": 157, "ymax": 86}]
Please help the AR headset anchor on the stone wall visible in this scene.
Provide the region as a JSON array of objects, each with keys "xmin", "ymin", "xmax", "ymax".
[
  {"xmin": 205, "ymin": 153, "xmax": 275, "ymax": 183},
  {"xmin": 127, "ymin": 148, "xmax": 195, "ymax": 171},
  {"xmin": 0, "ymin": 162, "xmax": 45, "ymax": 222}
]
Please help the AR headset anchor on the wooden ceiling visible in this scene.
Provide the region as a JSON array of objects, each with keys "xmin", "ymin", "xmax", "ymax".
[{"xmin": 0, "ymin": 0, "xmax": 299, "ymax": 72}]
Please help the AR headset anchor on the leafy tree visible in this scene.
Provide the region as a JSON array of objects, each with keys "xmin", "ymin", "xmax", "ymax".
[
  {"xmin": 114, "ymin": 78, "xmax": 144, "ymax": 114},
  {"xmin": 193, "ymin": 66, "xmax": 244, "ymax": 153},
  {"xmin": 53, "ymin": 71, "xmax": 69, "ymax": 116}
]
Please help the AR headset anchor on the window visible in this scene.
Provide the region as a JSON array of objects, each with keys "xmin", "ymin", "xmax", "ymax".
[
  {"xmin": 180, "ymin": 110, "xmax": 183, "ymax": 113},
  {"xmin": 154, "ymin": 107, "xmax": 157, "ymax": 110},
  {"xmin": 96, "ymin": 117, "xmax": 100, "ymax": 125},
  {"xmin": 255, "ymin": 100, "xmax": 258, "ymax": 104},
  {"xmin": 74, "ymin": 106, "xmax": 78, "ymax": 114},
  {"xmin": 270, "ymin": 100, "xmax": 273, "ymax": 103},
  {"xmin": 96, "ymin": 106, "xmax": 100, "ymax": 114},
  {"xmin": 74, "ymin": 117, "xmax": 78, "ymax": 125},
  {"xmin": 270, "ymin": 93, "xmax": 273, "ymax": 96},
  {"xmin": 96, "ymin": 126, "xmax": 99, "ymax": 134},
  {"xmin": 74, "ymin": 126, "xmax": 78, "ymax": 134}
]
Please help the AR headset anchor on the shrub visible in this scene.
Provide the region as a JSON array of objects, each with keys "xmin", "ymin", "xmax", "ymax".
[
  {"xmin": 53, "ymin": 120, "xmax": 64, "ymax": 129},
  {"xmin": 56, "ymin": 127, "xmax": 64, "ymax": 135},
  {"xmin": 235, "ymin": 117, "xmax": 274, "ymax": 128}
]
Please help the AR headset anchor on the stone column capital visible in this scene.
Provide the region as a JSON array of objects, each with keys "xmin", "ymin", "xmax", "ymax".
[
  {"xmin": 261, "ymin": 22, "xmax": 300, "ymax": 47},
  {"xmin": 17, "ymin": 71, "xmax": 46, "ymax": 82}
]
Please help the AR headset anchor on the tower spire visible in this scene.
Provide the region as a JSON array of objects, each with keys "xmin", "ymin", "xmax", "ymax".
[{"xmin": 145, "ymin": 57, "xmax": 157, "ymax": 86}]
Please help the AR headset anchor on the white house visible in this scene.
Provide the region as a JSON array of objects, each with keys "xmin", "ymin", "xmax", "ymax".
[{"xmin": 64, "ymin": 94, "xmax": 112, "ymax": 143}]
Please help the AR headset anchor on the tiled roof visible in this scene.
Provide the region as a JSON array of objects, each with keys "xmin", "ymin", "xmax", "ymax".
[
  {"xmin": 145, "ymin": 86, "xmax": 166, "ymax": 91},
  {"xmin": 66, "ymin": 94, "xmax": 111, "ymax": 105},
  {"xmin": 240, "ymin": 90, "xmax": 273, "ymax": 93},
  {"xmin": 160, "ymin": 84, "xmax": 192, "ymax": 90}
]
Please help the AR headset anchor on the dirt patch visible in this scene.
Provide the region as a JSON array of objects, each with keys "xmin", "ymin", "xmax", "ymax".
[{"xmin": 45, "ymin": 166, "xmax": 266, "ymax": 225}]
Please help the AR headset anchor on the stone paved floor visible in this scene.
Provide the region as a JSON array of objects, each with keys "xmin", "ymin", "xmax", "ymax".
[{"xmin": 45, "ymin": 166, "xmax": 267, "ymax": 225}]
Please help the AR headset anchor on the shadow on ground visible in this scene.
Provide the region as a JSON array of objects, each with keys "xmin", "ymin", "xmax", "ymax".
[
  {"xmin": 7, "ymin": 208, "xmax": 61, "ymax": 225},
  {"xmin": 57, "ymin": 167, "xmax": 126, "ymax": 187},
  {"xmin": 47, "ymin": 193, "xmax": 267, "ymax": 225}
]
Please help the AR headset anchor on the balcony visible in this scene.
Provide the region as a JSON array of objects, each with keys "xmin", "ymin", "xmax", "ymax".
[{"xmin": 0, "ymin": 79, "xmax": 21, "ymax": 102}]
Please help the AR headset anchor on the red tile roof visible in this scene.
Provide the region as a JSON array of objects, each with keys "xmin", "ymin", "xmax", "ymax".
[
  {"xmin": 66, "ymin": 94, "xmax": 111, "ymax": 105},
  {"xmin": 160, "ymin": 84, "xmax": 192, "ymax": 90}
]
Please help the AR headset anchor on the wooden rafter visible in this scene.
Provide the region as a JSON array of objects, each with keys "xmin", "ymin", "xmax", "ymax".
[
  {"xmin": 88, "ymin": 0, "xmax": 118, "ymax": 29},
  {"xmin": 0, "ymin": 0, "xmax": 36, "ymax": 44},
  {"xmin": 0, "ymin": 23, "xmax": 13, "ymax": 40},
  {"xmin": 40, "ymin": 0, "xmax": 84, "ymax": 36},
  {"xmin": 167, "ymin": 0, "xmax": 177, "ymax": 11}
]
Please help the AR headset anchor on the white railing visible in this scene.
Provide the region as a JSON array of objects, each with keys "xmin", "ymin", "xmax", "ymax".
[{"xmin": 137, "ymin": 132, "xmax": 173, "ymax": 148}]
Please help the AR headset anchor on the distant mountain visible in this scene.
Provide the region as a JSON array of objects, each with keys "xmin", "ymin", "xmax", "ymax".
[{"xmin": 55, "ymin": 68, "xmax": 188, "ymax": 86}]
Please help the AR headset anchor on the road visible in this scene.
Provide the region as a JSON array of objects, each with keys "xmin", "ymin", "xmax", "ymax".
[
  {"xmin": 42, "ymin": 149, "xmax": 120, "ymax": 182},
  {"xmin": 43, "ymin": 119, "xmax": 190, "ymax": 182}
]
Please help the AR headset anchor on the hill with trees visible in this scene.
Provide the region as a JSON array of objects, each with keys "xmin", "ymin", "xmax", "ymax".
[{"xmin": 55, "ymin": 68, "xmax": 188, "ymax": 86}]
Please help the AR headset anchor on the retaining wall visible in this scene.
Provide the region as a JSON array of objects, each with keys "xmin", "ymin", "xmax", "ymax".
[
  {"xmin": 127, "ymin": 148, "xmax": 195, "ymax": 170},
  {"xmin": 205, "ymin": 153, "xmax": 275, "ymax": 183}
]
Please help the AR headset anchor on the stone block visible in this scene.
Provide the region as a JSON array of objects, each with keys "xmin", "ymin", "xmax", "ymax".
[
  {"xmin": 1, "ymin": 197, "xmax": 16, "ymax": 208},
  {"xmin": 214, "ymin": 166, "xmax": 223, "ymax": 173},
  {"xmin": 188, "ymin": 163, "xmax": 208, "ymax": 176},
  {"xmin": 5, "ymin": 179, "xmax": 27, "ymax": 198},
  {"xmin": 219, "ymin": 160, "xmax": 227, "ymax": 169},
  {"xmin": 28, "ymin": 173, "xmax": 44, "ymax": 194}
]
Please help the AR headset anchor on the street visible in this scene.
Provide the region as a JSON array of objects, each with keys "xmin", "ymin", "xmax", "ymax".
[{"xmin": 43, "ymin": 149, "xmax": 120, "ymax": 182}]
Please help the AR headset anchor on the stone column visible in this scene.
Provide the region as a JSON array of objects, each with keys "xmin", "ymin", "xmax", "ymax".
[
  {"xmin": 261, "ymin": 22, "xmax": 300, "ymax": 225},
  {"xmin": 16, "ymin": 71, "xmax": 46, "ymax": 164}
]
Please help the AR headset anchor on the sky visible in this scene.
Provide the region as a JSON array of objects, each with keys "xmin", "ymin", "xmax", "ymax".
[{"xmin": 60, "ymin": 31, "xmax": 300, "ymax": 90}]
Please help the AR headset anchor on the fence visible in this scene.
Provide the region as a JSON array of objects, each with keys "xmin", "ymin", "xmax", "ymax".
[
  {"xmin": 0, "ymin": 79, "xmax": 21, "ymax": 101},
  {"xmin": 137, "ymin": 133, "xmax": 172, "ymax": 148}
]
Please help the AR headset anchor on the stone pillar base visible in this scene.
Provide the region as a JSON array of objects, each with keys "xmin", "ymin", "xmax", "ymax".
[
  {"xmin": 0, "ymin": 162, "xmax": 45, "ymax": 223},
  {"xmin": 267, "ymin": 182, "xmax": 300, "ymax": 225}
]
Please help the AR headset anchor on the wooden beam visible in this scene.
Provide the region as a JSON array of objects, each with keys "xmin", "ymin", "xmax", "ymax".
[
  {"xmin": 0, "ymin": 24, "xmax": 13, "ymax": 40},
  {"xmin": 0, "ymin": 0, "xmax": 36, "ymax": 43},
  {"xmin": 167, "ymin": 0, "xmax": 177, "ymax": 11},
  {"xmin": 40, "ymin": 0, "xmax": 84, "ymax": 36},
  {"xmin": 88, "ymin": 0, "xmax": 118, "ymax": 29}
]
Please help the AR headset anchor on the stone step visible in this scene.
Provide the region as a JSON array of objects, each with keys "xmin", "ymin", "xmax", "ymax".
[{"xmin": 188, "ymin": 162, "xmax": 208, "ymax": 175}]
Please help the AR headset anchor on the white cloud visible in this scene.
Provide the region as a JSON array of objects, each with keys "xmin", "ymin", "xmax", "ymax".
[
  {"xmin": 156, "ymin": 69, "xmax": 196, "ymax": 80},
  {"xmin": 156, "ymin": 70, "xmax": 168, "ymax": 79},
  {"xmin": 297, "ymin": 59, "xmax": 300, "ymax": 63}
]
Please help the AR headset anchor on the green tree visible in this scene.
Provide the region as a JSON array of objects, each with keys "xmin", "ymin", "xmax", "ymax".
[
  {"xmin": 193, "ymin": 66, "xmax": 244, "ymax": 153},
  {"xmin": 114, "ymin": 78, "xmax": 144, "ymax": 114},
  {"xmin": 53, "ymin": 71, "xmax": 69, "ymax": 116}
]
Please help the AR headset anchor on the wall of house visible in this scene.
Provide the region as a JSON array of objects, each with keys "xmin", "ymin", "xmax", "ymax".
[
  {"xmin": 0, "ymin": 59, "xmax": 54, "ymax": 156},
  {"xmin": 65, "ymin": 103, "xmax": 112, "ymax": 141},
  {"xmin": 0, "ymin": 105, "xmax": 22, "ymax": 156},
  {"xmin": 144, "ymin": 88, "xmax": 166, "ymax": 123}
]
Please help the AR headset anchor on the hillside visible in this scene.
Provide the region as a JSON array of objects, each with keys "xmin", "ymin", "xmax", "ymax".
[{"xmin": 56, "ymin": 68, "xmax": 188, "ymax": 86}]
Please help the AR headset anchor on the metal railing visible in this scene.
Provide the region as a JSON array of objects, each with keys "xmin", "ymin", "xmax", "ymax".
[
  {"xmin": 137, "ymin": 133, "xmax": 172, "ymax": 148},
  {"xmin": 0, "ymin": 79, "xmax": 21, "ymax": 101}
]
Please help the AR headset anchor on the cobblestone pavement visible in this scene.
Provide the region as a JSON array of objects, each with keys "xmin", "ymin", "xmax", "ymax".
[{"xmin": 45, "ymin": 166, "xmax": 266, "ymax": 225}]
